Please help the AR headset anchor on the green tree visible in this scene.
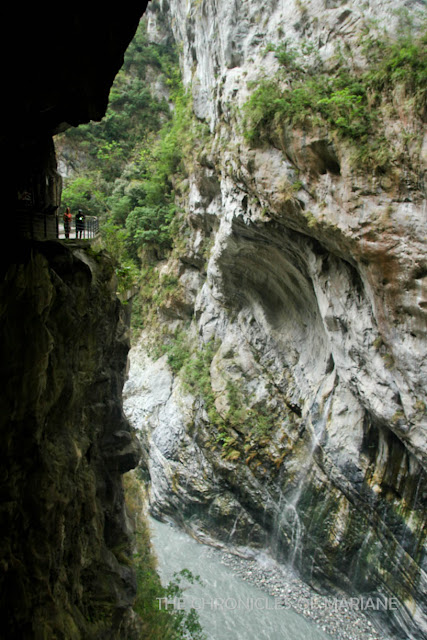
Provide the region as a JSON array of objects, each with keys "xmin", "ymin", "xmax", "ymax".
[{"xmin": 61, "ymin": 176, "xmax": 105, "ymax": 217}]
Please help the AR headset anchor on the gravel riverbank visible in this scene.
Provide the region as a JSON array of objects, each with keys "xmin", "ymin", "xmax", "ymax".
[{"xmin": 207, "ymin": 546, "xmax": 389, "ymax": 640}]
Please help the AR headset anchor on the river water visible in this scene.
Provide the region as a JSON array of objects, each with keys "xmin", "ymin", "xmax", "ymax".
[{"xmin": 149, "ymin": 516, "xmax": 332, "ymax": 640}]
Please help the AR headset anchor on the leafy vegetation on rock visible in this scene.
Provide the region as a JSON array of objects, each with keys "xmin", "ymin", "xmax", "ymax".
[
  {"xmin": 57, "ymin": 16, "xmax": 207, "ymax": 293},
  {"xmin": 243, "ymin": 20, "xmax": 426, "ymax": 176},
  {"xmin": 124, "ymin": 471, "xmax": 206, "ymax": 640},
  {"xmin": 158, "ymin": 334, "xmax": 286, "ymax": 464}
]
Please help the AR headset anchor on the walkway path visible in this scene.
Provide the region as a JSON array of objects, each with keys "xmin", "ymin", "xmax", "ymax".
[
  {"xmin": 58, "ymin": 218, "xmax": 99, "ymax": 240},
  {"xmin": 15, "ymin": 210, "xmax": 99, "ymax": 240}
]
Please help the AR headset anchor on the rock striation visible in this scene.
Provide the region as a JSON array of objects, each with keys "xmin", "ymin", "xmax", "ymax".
[{"xmin": 125, "ymin": 1, "xmax": 427, "ymax": 639}]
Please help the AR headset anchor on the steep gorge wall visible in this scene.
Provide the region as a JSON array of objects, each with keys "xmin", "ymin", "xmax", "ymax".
[
  {"xmin": 0, "ymin": 242, "xmax": 141, "ymax": 638},
  {"xmin": 3, "ymin": 5, "xmax": 149, "ymax": 638},
  {"xmin": 125, "ymin": 1, "xmax": 427, "ymax": 638}
]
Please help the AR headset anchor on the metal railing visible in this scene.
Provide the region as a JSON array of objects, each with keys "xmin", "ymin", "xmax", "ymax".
[
  {"xmin": 15, "ymin": 210, "xmax": 100, "ymax": 241},
  {"xmin": 60, "ymin": 216, "xmax": 99, "ymax": 240}
]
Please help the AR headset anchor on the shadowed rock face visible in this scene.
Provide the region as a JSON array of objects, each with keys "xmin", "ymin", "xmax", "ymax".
[
  {"xmin": 3, "ymin": 6, "xmax": 148, "ymax": 638},
  {"xmin": 7, "ymin": 5, "xmax": 148, "ymax": 223},
  {"xmin": 0, "ymin": 241, "xmax": 142, "ymax": 638},
  {"xmin": 5, "ymin": 7, "xmax": 146, "ymax": 140},
  {"xmin": 124, "ymin": 1, "xmax": 427, "ymax": 639}
]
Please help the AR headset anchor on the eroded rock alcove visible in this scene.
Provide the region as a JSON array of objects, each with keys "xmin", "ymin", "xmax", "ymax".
[{"xmin": 123, "ymin": 2, "xmax": 427, "ymax": 639}]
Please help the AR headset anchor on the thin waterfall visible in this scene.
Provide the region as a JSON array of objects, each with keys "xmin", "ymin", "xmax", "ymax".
[{"xmin": 274, "ymin": 373, "xmax": 335, "ymax": 569}]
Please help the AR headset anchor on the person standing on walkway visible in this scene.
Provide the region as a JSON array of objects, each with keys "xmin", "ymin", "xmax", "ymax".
[
  {"xmin": 75, "ymin": 209, "xmax": 85, "ymax": 239},
  {"xmin": 63, "ymin": 207, "xmax": 72, "ymax": 239}
]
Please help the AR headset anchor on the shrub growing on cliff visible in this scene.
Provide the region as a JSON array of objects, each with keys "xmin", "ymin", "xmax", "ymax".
[
  {"xmin": 161, "ymin": 336, "xmax": 278, "ymax": 455},
  {"xmin": 243, "ymin": 72, "xmax": 376, "ymax": 152},
  {"xmin": 57, "ymin": 13, "xmax": 211, "ymax": 330},
  {"xmin": 159, "ymin": 330, "xmax": 191, "ymax": 374},
  {"xmin": 126, "ymin": 203, "xmax": 176, "ymax": 252},
  {"xmin": 113, "ymin": 81, "xmax": 207, "ymax": 258},
  {"xmin": 124, "ymin": 471, "xmax": 206, "ymax": 640},
  {"xmin": 57, "ymin": 17, "xmax": 183, "ymax": 260},
  {"xmin": 59, "ymin": 19, "xmax": 177, "ymax": 180},
  {"xmin": 243, "ymin": 26, "xmax": 427, "ymax": 174}
]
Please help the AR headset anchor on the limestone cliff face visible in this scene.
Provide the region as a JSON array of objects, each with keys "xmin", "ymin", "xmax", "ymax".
[
  {"xmin": 0, "ymin": 242, "xmax": 141, "ymax": 639},
  {"xmin": 125, "ymin": 1, "xmax": 427, "ymax": 639}
]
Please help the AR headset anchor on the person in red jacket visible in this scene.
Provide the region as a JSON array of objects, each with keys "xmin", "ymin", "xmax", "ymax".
[{"xmin": 63, "ymin": 207, "xmax": 72, "ymax": 238}]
